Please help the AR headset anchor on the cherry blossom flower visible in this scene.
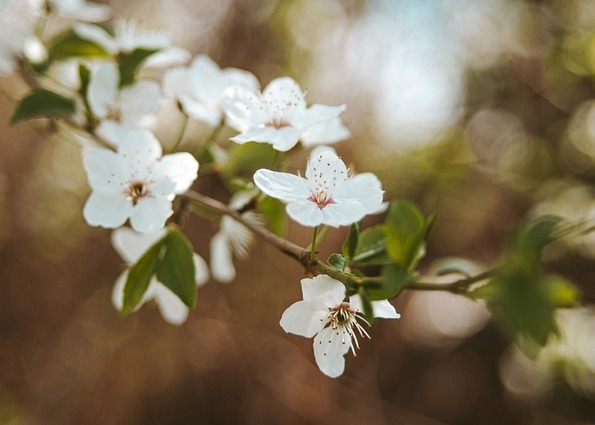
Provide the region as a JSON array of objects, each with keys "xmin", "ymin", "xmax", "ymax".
[
  {"xmin": 74, "ymin": 20, "xmax": 190, "ymax": 67},
  {"xmin": 0, "ymin": 0, "xmax": 42, "ymax": 75},
  {"xmin": 253, "ymin": 149, "xmax": 384, "ymax": 227},
  {"xmin": 111, "ymin": 227, "xmax": 209, "ymax": 325},
  {"xmin": 48, "ymin": 0, "xmax": 111, "ymax": 22},
  {"xmin": 82, "ymin": 129, "xmax": 198, "ymax": 233},
  {"xmin": 224, "ymin": 77, "xmax": 348, "ymax": 151},
  {"xmin": 163, "ymin": 54, "xmax": 259, "ymax": 127},
  {"xmin": 280, "ymin": 274, "xmax": 400, "ymax": 378},
  {"xmin": 86, "ymin": 62, "xmax": 161, "ymax": 144}
]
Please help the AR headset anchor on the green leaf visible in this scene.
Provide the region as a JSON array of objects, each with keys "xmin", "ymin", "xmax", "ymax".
[
  {"xmin": 385, "ymin": 200, "xmax": 427, "ymax": 270},
  {"xmin": 256, "ymin": 196, "xmax": 287, "ymax": 236},
  {"xmin": 327, "ymin": 253, "xmax": 346, "ymax": 272},
  {"xmin": 122, "ymin": 237, "xmax": 166, "ymax": 315},
  {"xmin": 342, "ymin": 222, "xmax": 360, "ymax": 262},
  {"xmin": 509, "ymin": 216, "xmax": 561, "ymax": 264},
  {"xmin": 363, "ymin": 265, "xmax": 413, "ymax": 301},
  {"xmin": 10, "ymin": 89, "xmax": 76, "ymax": 124},
  {"xmin": 118, "ymin": 48, "xmax": 159, "ymax": 87},
  {"xmin": 223, "ymin": 142, "xmax": 278, "ymax": 177},
  {"xmin": 357, "ymin": 286, "xmax": 376, "ymax": 326},
  {"xmin": 352, "ymin": 225, "xmax": 393, "ymax": 265},
  {"xmin": 156, "ymin": 229, "xmax": 197, "ymax": 308},
  {"xmin": 542, "ymin": 275, "xmax": 581, "ymax": 308},
  {"xmin": 47, "ymin": 30, "xmax": 109, "ymax": 63}
]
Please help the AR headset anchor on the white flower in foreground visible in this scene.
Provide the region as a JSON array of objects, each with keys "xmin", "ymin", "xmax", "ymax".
[
  {"xmin": 0, "ymin": 0, "xmax": 42, "ymax": 75},
  {"xmin": 164, "ymin": 54, "xmax": 259, "ymax": 127},
  {"xmin": 87, "ymin": 62, "xmax": 161, "ymax": 144},
  {"xmin": 48, "ymin": 0, "xmax": 111, "ymax": 22},
  {"xmin": 254, "ymin": 149, "xmax": 384, "ymax": 227},
  {"xmin": 111, "ymin": 227, "xmax": 209, "ymax": 325},
  {"xmin": 280, "ymin": 274, "xmax": 400, "ymax": 378},
  {"xmin": 74, "ymin": 20, "xmax": 190, "ymax": 67},
  {"xmin": 225, "ymin": 77, "xmax": 348, "ymax": 151},
  {"xmin": 82, "ymin": 129, "xmax": 198, "ymax": 233}
]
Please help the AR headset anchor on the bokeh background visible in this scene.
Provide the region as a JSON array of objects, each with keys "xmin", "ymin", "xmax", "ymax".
[{"xmin": 1, "ymin": 0, "xmax": 595, "ymax": 424}]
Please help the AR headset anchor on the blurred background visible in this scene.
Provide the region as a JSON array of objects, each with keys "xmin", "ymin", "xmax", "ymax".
[{"xmin": 1, "ymin": 0, "xmax": 595, "ymax": 423}]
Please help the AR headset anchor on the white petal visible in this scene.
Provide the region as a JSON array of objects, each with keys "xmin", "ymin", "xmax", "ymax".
[
  {"xmin": 150, "ymin": 283, "xmax": 190, "ymax": 325},
  {"xmin": 222, "ymin": 85, "xmax": 266, "ymax": 131},
  {"xmin": 117, "ymin": 129, "xmax": 162, "ymax": 177},
  {"xmin": 83, "ymin": 191, "xmax": 133, "ymax": 228},
  {"xmin": 181, "ymin": 97, "xmax": 222, "ymax": 127},
  {"xmin": 163, "ymin": 66, "xmax": 190, "ymax": 99},
  {"xmin": 262, "ymin": 77, "xmax": 306, "ymax": 110},
  {"xmin": 152, "ymin": 153, "xmax": 199, "ymax": 194},
  {"xmin": 143, "ymin": 46, "xmax": 190, "ymax": 69},
  {"xmin": 111, "ymin": 271, "xmax": 126, "ymax": 311},
  {"xmin": 95, "ymin": 121, "xmax": 140, "ymax": 148},
  {"xmin": 221, "ymin": 68, "xmax": 260, "ymax": 93},
  {"xmin": 253, "ymin": 169, "xmax": 309, "ymax": 203},
  {"xmin": 334, "ymin": 173, "xmax": 384, "ymax": 214},
  {"xmin": 292, "ymin": 104, "xmax": 345, "ymax": 129},
  {"xmin": 193, "ymin": 254, "xmax": 210, "ymax": 287},
  {"xmin": 286, "ymin": 200, "xmax": 324, "ymax": 227},
  {"xmin": 313, "ymin": 326, "xmax": 350, "ymax": 378},
  {"xmin": 279, "ymin": 300, "xmax": 329, "ymax": 338},
  {"xmin": 119, "ymin": 80, "xmax": 161, "ymax": 124},
  {"xmin": 301, "ymin": 118, "xmax": 350, "ymax": 146},
  {"xmin": 82, "ymin": 147, "xmax": 127, "ymax": 192},
  {"xmin": 209, "ymin": 232, "xmax": 235, "ymax": 283},
  {"xmin": 129, "ymin": 197, "xmax": 172, "ymax": 233},
  {"xmin": 74, "ymin": 23, "xmax": 118, "ymax": 53},
  {"xmin": 111, "ymin": 226, "xmax": 167, "ymax": 263},
  {"xmin": 189, "ymin": 54, "xmax": 222, "ymax": 100},
  {"xmin": 320, "ymin": 200, "xmax": 368, "ymax": 227},
  {"xmin": 305, "ymin": 149, "xmax": 347, "ymax": 182},
  {"xmin": 87, "ymin": 62, "xmax": 118, "ymax": 118},
  {"xmin": 349, "ymin": 295, "xmax": 401, "ymax": 319},
  {"xmin": 301, "ymin": 274, "xmax": 345, "ymax": 303},
  {"xmin": 54, "ymin": 1, "xmax": 111, "ymax": 22}
]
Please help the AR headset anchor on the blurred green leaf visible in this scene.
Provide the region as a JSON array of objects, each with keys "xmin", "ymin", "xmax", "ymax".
[
  {"xmin": 542, "ymin": 275, "xmax": 581, "ymax": 308},
  {"xmin": 362, "ymin": 265, "xmax": 413, "ymax": 301},
  {"xmin": 156, "ymin": 229, "xmax": 197, "ymax": 308},
  {"xmin": 223, "ymin": 142, "xmax": 278, "ymax": 177},
  {"xmin": 385, "ymin": 199, "xmax": 428, "ymax": 270},
  {"xmin": 509, "ymin": 215, "xmax": 561, "ymax": 264},
  {"xmin": 122, "ymin": 237, "xmax": 165, "ymax": 315},
  {"xmin": 256, "ymin": 196, "xmax": 287, "ymax": 236},
  {"xmin": 327, "ymin": 253, "xmax": 346, "ymax": 272},
  {"xmin": 118, "ymin": 48, "xmax": 158, "ymax": 87},
  {"xmin": 342, "ymin": 222, "xmax": 360, "ymax": 263},
  {"xmin": 10, "ymin": 89, "xmax": 76, "ymax": 124},
  {"xmin": 352, "ymin": 225, "xmax": 392, "ymax": 265},
  {"xmin": 47, "ymin": 30, "xmax": 109, "ymax": 63},
  {"xmin": 357, "ymin": 286, "xmax": 376, "ymax": 326}
]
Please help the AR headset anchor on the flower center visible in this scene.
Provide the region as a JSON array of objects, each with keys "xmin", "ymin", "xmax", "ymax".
[
  {"xmin": 125, "ymin": 181, "xmax": 149, "ymax": 205},
  {"xmin": 308, "ymin": 190, "xmax": 334, "ymax": 208},
  {"xmin": 328, "ymin": 302, "xmax": 371, "ymax": 355},
  {"xmin": 106, "ymin": 105, "xmax": 122, "ymax": 122}
]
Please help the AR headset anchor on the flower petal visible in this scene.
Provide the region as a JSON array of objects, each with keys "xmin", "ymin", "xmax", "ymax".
[
  {"xmin": 313, "ymin": 326, "xmax": 351, "ymax": 378},
  {"xmin": 335, "ymin": 172, "xmax": 384, "ymax": 214},
  {"xmin": 193, "ymin": 253, "xmax": 210, "ymax": 286},
  {"xmin": 74, "ymin": 23, "xmax": 118, "ymax": 52},
  {"xmin": 150, "ymin": 283, "xmax": 190, "ymax": 325},
  {"xmin": 209, "ymin": 231, "xmax": 235, "ymax": 283},
  {"xmin": 292, "ymin": 104, "xmax": 345, "ymax": 129},
  {"xmin": 349, "ymin": 295, "xmax": 401, "ymax": 319},
  {"xmin": 279, "ymin": 300, "xmax": 329, "ymax": 338},
  {"xmin": 117, "ymin": 129, "xmax": 163, "ymax": 177},
  {"xmin": 54, "ymin": 1, "xmax": 111, "ymax": 22},
  {"xmin": 301, "ymin": 274, "xmax": 345, "ymax": 303},
  {"xmin": 82, "ymin": 147, "xmax": 128, "ymax": 192},
  {"xmin": 152, "ymin": 152, "xmax": 199, "ymax": 194},
  {"xmin": 119, "ymin": 79, "xmax": 161, "ymax": 125},
  {"xmin": 129, "ymin": 197, "xmax": 172, "ymax": 233},
  {"xmin": 143, "ymin": 46, "xmax": 190, "ymax": 69},
  {"xmin": 320, "ymin": 200, "xmax": 367, "ymax": 227},
  {"xmin": 301, "ymin": 117, "xmax": 351, "ymax": 146},
  {"xmin": 111, "ymin": 226, "xmax": 167, "ymax": 263},
  {"xmin": 253, "ymin": 169, "xmax": 309, "ymax": 203},
  {"xmin": 262, "ymin": 77, "xmax": 306, "ymax": 111},
  {"xmin": 87, "ymin": 62, "xmax": 118, "ymax": 119},
  {"xmin": 83, "ymin": 191, "xmax": 133, "ymax": 228},
  {"xmin": 286, "ymin": 200, "xmax": 324, "ymax": 227}
]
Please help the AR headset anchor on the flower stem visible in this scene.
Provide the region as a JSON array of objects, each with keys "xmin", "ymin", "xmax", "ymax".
[
  {"xmin": 168, "ymin": 111, "xmax": 189, "ymax": 153},
  {"xmin": 310, "ymin": 226, "xmax": 319, "ymax": 262},
  {"xmin": 197, "ymin": 119, "xmax": 224, "ymax": 161}
]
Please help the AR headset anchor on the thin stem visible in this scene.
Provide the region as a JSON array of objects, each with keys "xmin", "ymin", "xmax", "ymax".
[
  {"xmin": 168, "ymin": 110, "xmax": 189, "ymax": 153},
  {"xmin": 197, "ymin": 119, "xmax": 224, "ymax": 161},
  {"xmin": 310, "ymin": 226, "xmax": 318, "ymax": 262}
]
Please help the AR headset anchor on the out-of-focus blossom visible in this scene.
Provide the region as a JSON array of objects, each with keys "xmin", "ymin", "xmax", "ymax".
[
  {"xmin": 163, "ymin": 54, "xmax": 259, "ymax": 127},
  {"xmin": 0, "ymin": 0, "xmax": 42, "ymax": 75},
  {"xmin": 225, "ymin": 77, "xmax": 348, "ymax": 151},
  {"xmin": 48, "ymin": 0, "xmax": 111, "ymax": 22},
  {"xmin": 111, "ymin": 227, "xmax": 209, "ymax": 325},
  {"xmin": 280, "ymin": 274, "xmax": 399, "ymax": 378},
  {"xmin": 254, "ymin": 149, "xmax": 384, "ymax": 227},
  {"xmin": 82, "ymin": 129, "xmax": 198, "ymax": 233}
]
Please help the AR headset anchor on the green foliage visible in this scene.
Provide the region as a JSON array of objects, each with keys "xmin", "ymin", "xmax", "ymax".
[
  {"xmin": 121, "ymin": 229, "xmax": 198, "ymax": 315},
  {"xmin": 46, "ymin": 30, "xmax": 109, "ymax": 64},
  {"xmin": 156, "ymin": 230, "xmax": 197, "ymax": 308},
  {"xmin": 357, "ymin": 286, "xmax": 376, "ymax": 326},
  {"xmin": 118, "ymin": 48, "xmax": 159, "ymax": 87},
  {"xmin": 327, "ymin": 253, "xmax": 346, "ymax": 272},
  {"xmin": 363, "ymin": 265, "xmax": 413, "ymax": 301},
  {"xmin": 223, "ymin": 142, "xmax": 278, "ymax": 177},
  {"xmin": 342, "ymin": 222, "xmax": 360, "ymax": 263},
  {"xmin": 10, "ymin": 89, "xmax": 76, "ymax": 124},
  {"xmin": 256, "ymin": 196, "xmax": 287, "ymax": 236},
  {"xmin": 351, "ymin": 225, "xmax": 392, "ymax": 265}
]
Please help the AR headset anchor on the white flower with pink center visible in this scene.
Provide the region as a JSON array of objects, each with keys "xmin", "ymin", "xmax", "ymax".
[
  {"xmin": 253, "ymin": 149, "xmax": 384, "ymax": 227},
  {"xmin": 280, "ymin": 274, "xmax": 400, "ymax": 378},
  {"xmin": 82, "ymin": 129, "xmax": 198, "ymax": 233},
  {"xmin": 224, "ymin": 77, "xmax": 348, "ymax": 152}
]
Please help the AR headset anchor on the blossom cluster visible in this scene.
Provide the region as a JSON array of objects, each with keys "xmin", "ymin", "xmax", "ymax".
[{"xmin": 3, "ymin": 0, "xmax": 399, "ymax": 378}]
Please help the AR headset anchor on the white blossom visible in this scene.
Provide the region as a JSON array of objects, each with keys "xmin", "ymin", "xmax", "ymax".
[
  {"xmin": 111, "ymin": 227, "xmax": 209, "ymax": 325},
  {"xmin": 280, "ymin": 274, "xmax": 400, "ymax": 378},
  {"xmin": 86, "ymin": 61, "xmax": 162, "ymax": 144},
  {"xmin": 224, "ymin": 77, "xmax": 348, "ymax": 151},
  {"xmin": 48, "ymin": 0, "xmax": 111, "ymax": 22},
  {"xmin": 254, "ymin": 149, "xmax": 384, "ymax": 227},
  {"xmin": 163, "ymin": 54, "xmax": 259, "ymax": 127},
  {"xmin": 82, "ymin": 129, "xmax": 198, "ymax": 233},
  {"xmin": 0, "ymin": 0, "xmax": 42, "ymax": 75}
]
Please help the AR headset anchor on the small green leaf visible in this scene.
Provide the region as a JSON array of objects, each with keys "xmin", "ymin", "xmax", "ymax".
[
  {"xmin": 256, "ymin": 196, "xmax": 287, "ymax": 236},
  {"xmin": 385, "ymin": 200, "xmax": 427, "ymax": 270},
  {"xmin": 509, "ymin": 216, "xmax": 561, "ymax": 264},
  {"xmin": 352, "ymin": 225, "xmax": 393, "ymax": 265},
  {"xmin": 327, "ymin": 253, "xmax": 346, "ymax": 272},
  {"xmin": 223, "ymin": 142, "xmax": 278, "ymax": 177},
  {"xmin": 122, "ymin": 237, "xmax": 166, "ymax": 315},
  {"xmin": 47, "ymin": 30, "xmax": 109, "ymax": 63},
  {"xmin": 156, "ymin": 229, "xmax": 197, "ymax": 308},
  {"xmin": 118, "ymin": 48, "xmax": 159, "ymax": 86},
  {"xmin": 542, "ymin": 275, "xmax": 581, "ymax": 308},
  {"xmin": 363, "ymin": 265, "xmax": 413, "ymax": 301},
  {"xmin": 10, "ymin": 89, "xmax": 76, "ymax": 124},
  {"xmin": 342, "ymin": 222, "xmax": 360, "ymax": 262}
]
